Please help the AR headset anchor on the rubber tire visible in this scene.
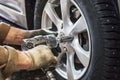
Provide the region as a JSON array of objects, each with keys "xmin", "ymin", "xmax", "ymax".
[
  {"xmin": 34, "ymin": 0, "xmax": 47, "ymax": 29},
  {"xmin": 34, "ymin": 0, "xmax": 120, "ymax": 80}
]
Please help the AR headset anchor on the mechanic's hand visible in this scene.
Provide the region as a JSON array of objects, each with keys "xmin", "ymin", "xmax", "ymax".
[
  {"xmin": 24, "ymin": 29, "xmax": 57, "ymax": 38},
  {"xmin": 24, "ymin": 45, "xmax": 57, "ymax": 70}
]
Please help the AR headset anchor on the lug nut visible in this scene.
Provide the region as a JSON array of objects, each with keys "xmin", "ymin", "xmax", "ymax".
[{"xmin": 64, "ymin": 47, "xmax": 67, "ymax": 52}]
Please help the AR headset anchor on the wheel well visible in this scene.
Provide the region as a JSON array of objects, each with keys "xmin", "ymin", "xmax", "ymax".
[{"xmin": 25, "ymin": 0, "xmax": 36, "ymax": 30}]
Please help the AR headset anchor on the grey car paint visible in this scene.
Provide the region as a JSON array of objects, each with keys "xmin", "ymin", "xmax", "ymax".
[{"xmin": 0, "ymin": 0, "xmax": 27, "ymax": 29}]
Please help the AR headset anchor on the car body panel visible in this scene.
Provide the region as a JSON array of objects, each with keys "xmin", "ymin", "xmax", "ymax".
[
  {"xmin": 0, "ymin": 0, "xmax": 27, "ymax": 29},
  {"xmin": 118, "ymin": 0, "xmax": 120, "ymax": 13}
]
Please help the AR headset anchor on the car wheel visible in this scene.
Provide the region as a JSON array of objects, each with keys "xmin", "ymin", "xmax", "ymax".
[{"xmin": 34, "ymin": 0, "xmax": 120, "ymax": 80}]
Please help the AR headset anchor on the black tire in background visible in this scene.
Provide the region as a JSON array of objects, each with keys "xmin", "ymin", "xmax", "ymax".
[
  {"xmin": 34, "ymin": 0, "xmax": 47, "ymax": 29},
  {"xmin": 34, "ymin": 0, "xmax": 120, "ymax": 80}
]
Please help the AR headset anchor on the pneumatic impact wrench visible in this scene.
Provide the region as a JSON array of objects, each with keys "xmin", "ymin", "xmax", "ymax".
[{"xmin": 21, "ymin": 34, "xmax": 74, "ymax": 80}]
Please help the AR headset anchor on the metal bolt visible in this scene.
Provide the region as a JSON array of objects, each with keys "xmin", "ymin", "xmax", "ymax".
[
  {"xmin": 34, "ymin": 77, "xmax": 40, "ymax": 80},
  {"xmin": 64, "ymin": 47, "xmax": 67, "ymax": 52}
]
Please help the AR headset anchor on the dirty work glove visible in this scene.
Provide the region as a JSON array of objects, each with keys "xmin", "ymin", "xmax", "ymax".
[
  {"xmin": 24, "ymin": 29, "xmax": 57, "ymax": 38},
  {"xmin": 24, "ymin": 45, "xmax": 57, "ymax": 70},
  {"xmin": 0, "ymin": 46, "xmax": 18, "ymax": 79}
]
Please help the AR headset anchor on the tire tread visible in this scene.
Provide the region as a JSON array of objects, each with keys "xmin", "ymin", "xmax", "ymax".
[{"xmin": 94, "ymin": 0, "xmax": 120, "ymax": 79}]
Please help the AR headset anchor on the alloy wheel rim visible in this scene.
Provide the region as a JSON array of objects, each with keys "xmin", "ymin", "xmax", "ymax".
[{"xmin": 41, "ymin": 0, "xmax": 91, "ymax": 79}]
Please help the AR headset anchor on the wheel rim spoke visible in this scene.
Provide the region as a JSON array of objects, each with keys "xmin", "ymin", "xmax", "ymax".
[
  {"xmin": 66, "ymin": 53, "xmax": 75, "ymax": 80},
  {"xmin": 71, "ymin": 16, "xmax": 87, "ymax": 35},
  {"xmin": 44, "ymin": 3, "xmax": 63, "ymax": 30},
  {"xmin": 71, "ymin": 37, "xmax": 90, "ymax": 67},
  {"xmin": 42, "ymin": 11, "xmax": 53, "ymax": 29},
  {"xmin": 60, "ymin": 0, "xmax": 73, "ymax": 27}
]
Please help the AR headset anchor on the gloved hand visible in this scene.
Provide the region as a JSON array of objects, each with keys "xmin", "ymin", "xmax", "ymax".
[
  {"xmin": 24, "ymin": 29, "xmax": 57, "ymax": 38},
  {"xmin": 0, "ymin": 45, "xmax": 57, "ymax": 79},
  {"xmin": 24, "ymin": 45, "xmax": 57, "ymax": 70}
]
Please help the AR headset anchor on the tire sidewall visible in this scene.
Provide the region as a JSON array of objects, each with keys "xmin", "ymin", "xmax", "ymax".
[{"xmin": 75, "ymin": 0, "xmax": 105, "ymax": 80}]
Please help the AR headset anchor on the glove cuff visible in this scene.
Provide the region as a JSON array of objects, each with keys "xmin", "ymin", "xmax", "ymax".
[
  {"xmin": 1, "ymin": 46, "xmax": 18, "ymax": 78},
  {"xmin": 0, "ymin": 22, "xmax": 11, "ymax": 43}
]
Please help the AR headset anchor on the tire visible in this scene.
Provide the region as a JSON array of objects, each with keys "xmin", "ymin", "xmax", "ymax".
[{"xmin": 34, "ymin": 0, "xmax": 120, "ymax": 80}]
